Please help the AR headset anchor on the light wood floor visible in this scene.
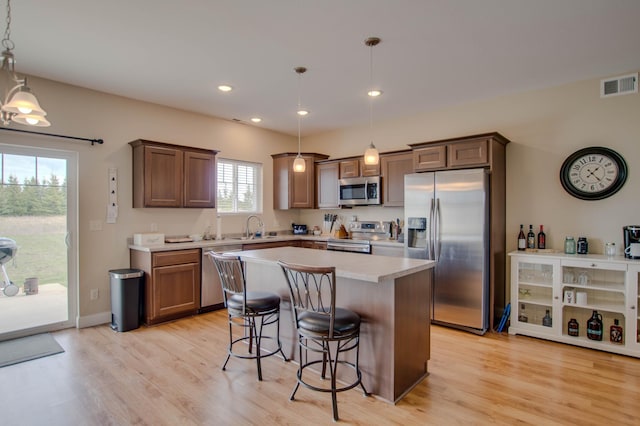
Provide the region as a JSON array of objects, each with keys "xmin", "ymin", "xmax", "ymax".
[{"xmin": 1, "ymin": 310, "xmax": 639, "ymax": 425}]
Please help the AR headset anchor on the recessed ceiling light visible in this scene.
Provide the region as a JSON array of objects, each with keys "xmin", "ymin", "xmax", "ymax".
[
  {"xmin": 218, "ymin": 85, "xmax": 233, "ymax": 92},
  {"xmin": 368, "ymin": 89, "xmax": 382, "ymax": 97},
  {"xmin": 297, "ymin": 109, "xmax": 309, "ymax": 116},
  {"xmin": 250, "ymin": 117, "xmax": 262, "ymax": 123}
]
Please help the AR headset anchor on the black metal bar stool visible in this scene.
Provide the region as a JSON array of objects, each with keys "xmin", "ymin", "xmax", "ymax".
[
  {"xmin": 208, "ymin": 251, "xmax": 287, "ymax": 380},
  {"xmin": 278, "ymin": 261, "xmax": 369, "ymax": 421}
]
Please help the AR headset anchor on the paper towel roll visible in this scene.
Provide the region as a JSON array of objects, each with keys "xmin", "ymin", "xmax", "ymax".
[{"xmin": 216, "ymin": 215, "xmax": 222, "ymax": 240}]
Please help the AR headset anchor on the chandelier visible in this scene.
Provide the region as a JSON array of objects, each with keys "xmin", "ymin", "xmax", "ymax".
[{"xmin": 0, "ymin": 0, "xmax": 49, "ymax": 127}]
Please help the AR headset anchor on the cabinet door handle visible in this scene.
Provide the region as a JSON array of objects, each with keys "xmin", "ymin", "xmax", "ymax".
[
  {"xmin": 632, "ymin": 306, "xmax": 636, "ymax": 310},
  {"xmin": 590, "ymin": 263, "xmax": 597, "ymax": 267}
]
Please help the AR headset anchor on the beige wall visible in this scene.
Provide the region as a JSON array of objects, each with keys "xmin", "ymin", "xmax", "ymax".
[
  {"xmin": 0, "ymin": 77, "xmax": 299, "ymax": 324},
  {"xmin": 302, "ymin": 73, "xmax": 640, "ymax": 304},
  {"xmin": 4, "ymin": 71, "xmax": 638, "ymax": 326}
]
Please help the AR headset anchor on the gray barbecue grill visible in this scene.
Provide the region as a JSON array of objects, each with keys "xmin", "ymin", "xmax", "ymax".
[{"xmin": 0, "ymin": 237, "xmax": 19, "ymax": 296}]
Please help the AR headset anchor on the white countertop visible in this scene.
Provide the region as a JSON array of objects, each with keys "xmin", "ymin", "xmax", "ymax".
[
  {"xmin": 128, "ymin": 235, "xmax": 405, "ymax": 252},
  {"xmin": 239, "ymin": 246, "xmax": 435, "ymax": 283}
]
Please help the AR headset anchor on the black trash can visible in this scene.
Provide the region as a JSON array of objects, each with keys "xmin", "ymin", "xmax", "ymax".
[{"xmin": 109, "ymin": 268, "xmax": 144, "ymax": 332}]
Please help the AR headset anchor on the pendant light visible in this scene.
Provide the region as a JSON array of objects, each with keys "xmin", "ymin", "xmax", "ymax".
[
  {"xmin": 0, "ymin": 0, "xmax": 49, "ymax": 127},
  {"xmin": 292, "ymin": 66, "xmax": 307, "ymax": 173},
  {"xmin": 363, "ymin": 37, "xmax": 381, "ymax": 166}
]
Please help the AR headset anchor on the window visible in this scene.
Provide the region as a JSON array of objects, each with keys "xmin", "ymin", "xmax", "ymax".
[{"xmin": 216, "ymin": 158, "xmax": 262, "ymax": 213}]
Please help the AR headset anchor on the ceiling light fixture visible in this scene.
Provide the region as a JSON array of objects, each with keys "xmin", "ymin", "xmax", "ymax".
[
  {"xmin": 292, "ymin": 66, "xmax": 307, "ymax": 173},
  {"xmin": 0, "ymin": 0, "xmax": 49, "ymax": 127},
  {"xmin": 250, "ymin": 117, "xmax": 262, "ymax": 123},
  {"xmin": 217, "ymin": 85, "xmax": 233, "ymax": 92},
  {"xmin": 363, "ymin": 36, "xmax": 381, "ymax": 166}
]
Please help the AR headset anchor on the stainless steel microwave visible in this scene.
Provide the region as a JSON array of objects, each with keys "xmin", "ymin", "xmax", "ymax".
[{"xmin": 338, "ymin": 176, "xmax": 381, "ymax": 206}]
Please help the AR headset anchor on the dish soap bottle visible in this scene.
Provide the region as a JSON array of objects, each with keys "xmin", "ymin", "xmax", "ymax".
[
  {"xmin": 610, "ymin": 319, "xmax": 623, "ymax": 344},
  {"xmin": 542, "ymin": 309, "xmax": 552, "ymax": 327},
  {"xmin": 587, "ymin": 310, "xmax": 603, "ymax": 341}
]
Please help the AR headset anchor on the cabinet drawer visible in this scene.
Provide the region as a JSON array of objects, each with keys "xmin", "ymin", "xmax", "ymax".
[
  {"xmin": 561, "ymin": 259, "xmax": 627, "ymax": 271},
  {"xmin": 152, "ymin": 249, "xmax": 200, "ymax": 267},
  {"xmin": 448, "ymin": 139, "xmax": 488, "ymax": 167}
]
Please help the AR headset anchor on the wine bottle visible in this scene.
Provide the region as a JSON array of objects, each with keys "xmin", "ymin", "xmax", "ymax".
[
  {"xmin": 518, "ymin": 224, "xmax": 526, "ymax": 251},
  {"xmin": 527, "ymin": 225, "xmax": 535, "ymax": 249},
  {"xmin": 537, "ymin": 225, "xmax": 546, "ymax": 249}
]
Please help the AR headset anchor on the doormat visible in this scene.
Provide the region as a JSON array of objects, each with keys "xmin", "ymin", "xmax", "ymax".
[{"xmin": 0, "ymin": 333, "xmax": 64, "ymax": 368}]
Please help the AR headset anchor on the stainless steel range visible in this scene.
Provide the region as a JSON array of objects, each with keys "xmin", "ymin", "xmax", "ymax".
[{"xmin": 326, "ymin": 221, "xmax": 391, "ymax": 254}]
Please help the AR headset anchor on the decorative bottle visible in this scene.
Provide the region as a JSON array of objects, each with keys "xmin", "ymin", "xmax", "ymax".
[
  {"xmin": 586, "ymin": 310, "xmax": 603, "ymax": 341},
  {"xmin": 518, "ymin": 304, "xmax": 528, "ymax": 323},
  {"xmin": 527, "ymin": 225, "xmax": 536, "ymax": 249},
  {"xmin": 542, "ymin": 309, "xmax": 552, "ymax": 327},
  {"xmin": 537, "ymin": 225, "xmax": 546, "ymax": 249},
  {"xmin": 564, "ymin": 236, "xmax": 576, "ymax": 254},
  {"xmin": 610, "ymin": 319, "xmax": 623, "ymax": 344},
  {"xmin": 568, "ymin": 318, "xmax": 579, "ymax": 337},
  {"xmin": 518, "ymin": 225, "xmax": 526, "ymax": 251}
]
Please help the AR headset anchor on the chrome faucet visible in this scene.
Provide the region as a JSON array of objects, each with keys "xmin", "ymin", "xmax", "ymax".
[{"xmin": 246, "ymin": 215, "xmax": 263, "ymax": 239}]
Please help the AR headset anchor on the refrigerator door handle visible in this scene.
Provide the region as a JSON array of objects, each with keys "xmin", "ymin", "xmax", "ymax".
[
  {"xmin": 434, "ymin": 198, "xmax": 441, "ymax": 261},
  {"xmin": 428, "ymin": 197, "xmax": 435, "ymax": 260}
]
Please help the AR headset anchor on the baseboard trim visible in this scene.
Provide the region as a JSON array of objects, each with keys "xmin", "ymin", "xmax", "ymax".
[{"xmin": 76, "ymin": 311, "xmax": 111, "ymax": 329}]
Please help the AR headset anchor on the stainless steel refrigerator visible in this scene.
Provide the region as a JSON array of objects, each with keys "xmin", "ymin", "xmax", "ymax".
[{"xmin": 404, "ymin": 169, "xmax": 489, "ymax": 334}]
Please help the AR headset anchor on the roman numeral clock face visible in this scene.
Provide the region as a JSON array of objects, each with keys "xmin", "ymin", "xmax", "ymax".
[{"xmin": 560, "ymin": 147, "xmax": 627, "ymax": 200}]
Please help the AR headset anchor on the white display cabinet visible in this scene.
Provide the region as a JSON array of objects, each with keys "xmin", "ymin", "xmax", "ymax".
[{"xmin": 509, "ymin": 252, "xmax": 639, "ymax": 358}]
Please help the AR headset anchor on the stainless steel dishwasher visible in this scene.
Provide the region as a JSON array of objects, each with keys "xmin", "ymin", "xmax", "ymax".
[{"xmin": 200, "ymin": 244, "xmax": 243, "ymax": 312}]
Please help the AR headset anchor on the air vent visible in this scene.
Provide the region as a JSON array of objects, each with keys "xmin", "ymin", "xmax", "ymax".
[{"xmin": 600, "ymin": 73, "xmax": 638, "ymax": 98}]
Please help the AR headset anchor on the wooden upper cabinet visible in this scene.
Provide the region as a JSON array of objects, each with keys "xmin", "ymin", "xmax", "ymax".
[
  {"xmin": 410, "ymin": 133, "xmax": 504, "ymax": 171},
  {"xmin": 272, "ymin": 153, "xmax": 329, "ymax": 210},
  {"xmin": 316, "ymin": 161, "xmax": 340, "ymax": 209},
  {"xmin": 142, "ymin": 145, "xmax": 183, "ymax": 207},
  {"xmin": 381, "ymin": 151, "xmax": 413, "ymax": 206},
  {"xmin": 413, "ymin": 145, "xmax": 446, "ymax": 171},
  {"xmin": 339, "ymin": 159, "xmax": 360, "ymax": 178},
  {"xmin": 448, "ymin": 139, "xmax": 488, "ymax": 168},
  {"xmin": 183, "ymin": 150, "xmax": 216, "ymax": 208},
  {"xmin": 130, "ymin": 139, "xmax": 218, "ymax": 208},
  {"xmin": 339, "ymin": 158, "xmax": 380, "ymax": 178}
]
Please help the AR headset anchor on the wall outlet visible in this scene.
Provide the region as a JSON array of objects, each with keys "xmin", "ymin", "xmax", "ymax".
[
  {"xmin": 90, "ymin": 289, "xmax": 99, "ymax": 300},
  {"xmin": 89, "ymin": 220, "xmax": 103, "ymax": 231}
]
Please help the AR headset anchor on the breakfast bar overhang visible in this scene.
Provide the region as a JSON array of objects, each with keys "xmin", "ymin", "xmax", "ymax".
[{"xmin": 238, "ymin": 247, "xmax": 435, "ymax": 403}]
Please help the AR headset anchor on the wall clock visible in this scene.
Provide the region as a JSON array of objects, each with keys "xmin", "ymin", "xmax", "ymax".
[{"xmin": 559, "ymin": 146, "xmax": 627, "ymax": 200}]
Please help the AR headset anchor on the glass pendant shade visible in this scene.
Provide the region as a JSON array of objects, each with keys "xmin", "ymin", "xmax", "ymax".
[
  {"xmin": 293, "ymin": 154, "xmax": 306, "ymax": 173},
  {"xmin": 2, "ymin": 87, "xmax": 47, "ymax": 116},
  {"xmin": 12, "ymin": 112, "xmax": 50, "ymax": 126},
  {"xmin": 364, "ymin": 142, "xmax": 379, "ymax": 165}
]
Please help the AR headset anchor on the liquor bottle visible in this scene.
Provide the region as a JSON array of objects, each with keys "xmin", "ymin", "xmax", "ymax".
[
  {"xmin": 542, "ymin": 309, "xmax": 552, "ymax": 327},
  {"xmin": 537, "ymin": 225, "xmax": 546, "ymax": 250},
  {"xmin": 518, "ymin": 225, "xmax": 526, "ymax": 251},
  {"xmin": 518, "ymin": 304, "xmax": 528, "ymax": 323},
  {"xmin": 568, "ymin": 318, "xmax": 579, "ymax": 336},
  {"xmin": 587, "ymin": 310, "xmax": 603, "ymax": 341},
  {"xmin": 527, "ymin": 225, "xmax": 535, "ymax": 249},
  {"xmin": 610, "ymin": 319, "xmax": 623, "ymax": 344}
]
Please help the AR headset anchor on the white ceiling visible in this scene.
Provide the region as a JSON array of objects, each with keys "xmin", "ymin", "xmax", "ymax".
[{"xmin": 10, "ymin": 0, "xmax": 640, "ymax": 136}]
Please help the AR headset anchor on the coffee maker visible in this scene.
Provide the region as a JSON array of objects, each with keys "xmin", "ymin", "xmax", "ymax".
[{"xmin": 623, "ymin": 225, "xmax": 640, "ymax": 259}]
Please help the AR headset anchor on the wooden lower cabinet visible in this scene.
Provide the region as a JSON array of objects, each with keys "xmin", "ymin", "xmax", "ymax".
[
  {"xmin": 243, "ymin": 240, "xmax": 301, "ymax": 250},
  {"xmin": 130, "ymin": 249, "xmax": 201, "ymax": 325},
  {"xmin": 300, "ymin": 240, "xmax": 327, "ymax": 250}
]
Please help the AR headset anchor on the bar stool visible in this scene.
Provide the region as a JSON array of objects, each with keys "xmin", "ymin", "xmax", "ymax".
[
  {"xmin": 278, "ymin": 261, "xmax": 369, "ymax": 421},
  {"xmin": 207, "ymin": 251, "xmax": 287, "ymax": 380}
]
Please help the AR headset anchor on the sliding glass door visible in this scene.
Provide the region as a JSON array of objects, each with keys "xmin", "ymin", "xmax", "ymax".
[{"xmin": 0, "ymin": 142, "xmax": 77, "ymax": 341}]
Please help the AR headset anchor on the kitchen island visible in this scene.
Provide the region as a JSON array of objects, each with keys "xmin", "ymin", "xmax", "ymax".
[{"xmin": 238, "ymin": 246, "xmax": 435, "ymax": 403}]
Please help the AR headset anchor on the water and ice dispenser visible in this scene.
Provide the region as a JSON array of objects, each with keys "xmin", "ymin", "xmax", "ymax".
[{"xmin": 407, "ymin": 217, "xmax": 427, "ymax": 249}]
